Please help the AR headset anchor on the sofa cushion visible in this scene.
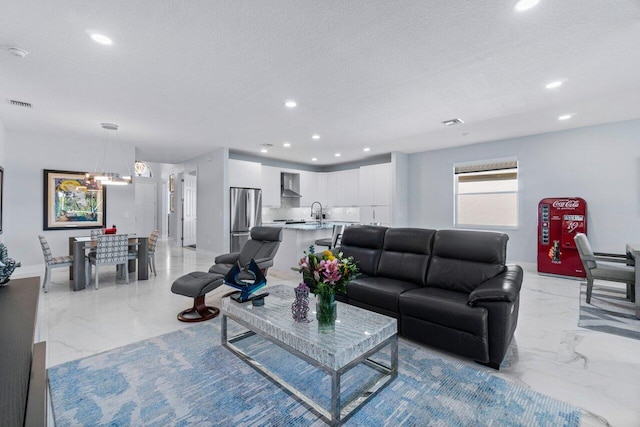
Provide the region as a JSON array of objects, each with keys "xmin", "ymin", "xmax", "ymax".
[
  {"xmin": 399, "ymin": 287, "xmax": 488, "ymax": 337},
  {"xmin": 347, "ymin": 276, "xmax": 419, "ymax": 313},
  {"xmin": 340, "ymin": 225, "xmax": 387, "ymax": 276},
  {"xmin": 427, "ymin": 230, "xmax": 508, "ymax": 293},
  {"xmin": 377, "ymin": 228, "xmax": 435, "ymax": 286}
]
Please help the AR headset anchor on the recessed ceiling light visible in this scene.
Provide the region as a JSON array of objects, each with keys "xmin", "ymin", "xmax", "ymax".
[
  {"xmin": 334, "ymin": 153, "xmax": 341, "ymax": 157},
  {"xmin": 441, "ymin": 118, "xmax": 464, "ymax": 126},
  {"xmin": 545, "ymin": 81, "xmax": 563, "ymax": 89},
  {"xmin": 558, "ymin": 114, "xmax": 572, "ymax": 121},
  {"xmin": 311, "ymin": 157, "xmax": 318, "ymax": 162},
  {"xmin": 363, "ymin": 147, "xmax": 371, "ymax": 152},
  {"xmin": 514, "ymin": 0, "xmax": 540, "ymax": 12},
  {"xmin": 283, "ymin": 142, "xmax": 291, "ymax": 147},
  {"xmin": 260, "ymin": 148, "xmax": 268, "ymax": 153},
  {"xmin": 312, "ymin": 134, "xmax": 320, "ymax": 140},
  {"xmin": 284, "ymin": 100, "xmax": 297, "ymax": 108},
  {"xmin": 88, "ymin": 32, "xmax": 113, "ymax": 45},
  {"xmin": 6, "ymin": 46, "xmax": 28, "ymax": 58}
]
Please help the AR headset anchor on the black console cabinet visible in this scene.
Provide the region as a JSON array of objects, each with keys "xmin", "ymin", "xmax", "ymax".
[{"xmin": 0, "ymin": 276, "xmax": 47, "ymax": 427}]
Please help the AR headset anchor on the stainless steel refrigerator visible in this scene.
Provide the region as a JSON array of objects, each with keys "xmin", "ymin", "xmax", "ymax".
[{"xmin": 230, "ymin": 187, "xmax": 262, "ymax": 252}]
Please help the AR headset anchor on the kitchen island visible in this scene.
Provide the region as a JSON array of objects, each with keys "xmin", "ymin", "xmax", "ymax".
[{"xmin": 263, "ymin": 222, "xmax": 356, "ymax": 273}]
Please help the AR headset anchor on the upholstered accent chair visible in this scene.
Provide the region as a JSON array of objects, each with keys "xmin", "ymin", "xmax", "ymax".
[
  {"xmin": 574, "ymin": 233, "xmax": 635, "ymax": 303},
  {"xmin": 38, "ymin": 235, "xmax": 73, "ymax": 293},
  {"xmin": 85, "ymin": 234, "xmax": 130, "ymax": 290}
]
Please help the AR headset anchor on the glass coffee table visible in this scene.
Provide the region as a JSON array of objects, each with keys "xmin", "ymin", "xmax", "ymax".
[{"xmin": 221, "ymin": 285, "xmax": 398, "ymax": 426}]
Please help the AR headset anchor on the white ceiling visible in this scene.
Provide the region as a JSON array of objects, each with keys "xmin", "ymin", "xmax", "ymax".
[{"xmin": 1, "ymin": 1, "xmax": 639, "ymax": 165}]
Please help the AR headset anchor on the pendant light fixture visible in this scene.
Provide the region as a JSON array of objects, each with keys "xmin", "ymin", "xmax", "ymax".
[{"xmin": 86, "ymin": 123, "xmax": 133, "ymax": 186}]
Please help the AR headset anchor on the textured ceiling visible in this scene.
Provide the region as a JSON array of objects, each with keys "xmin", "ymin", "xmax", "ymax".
[{"xmin": 1, "ymin": 1, "xmax": 639, "ymax": 164}]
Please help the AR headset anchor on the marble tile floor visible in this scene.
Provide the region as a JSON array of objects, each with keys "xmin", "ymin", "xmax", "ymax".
[{"xmin": 14, "ymin": 239, "xmax": 640, "ymax": 426}]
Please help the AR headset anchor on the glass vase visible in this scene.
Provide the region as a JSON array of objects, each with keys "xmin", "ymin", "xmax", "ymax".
[{"xmin": 316, "ymin": 293, "xmax": 337, "ymax": 333}]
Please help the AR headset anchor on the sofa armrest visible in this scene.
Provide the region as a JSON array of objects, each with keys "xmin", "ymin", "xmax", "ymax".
[
  {"xmin": 215, "ymin": 252, "xmax": 240, "ymax": 264},
  {"xmin": 468, "ymin": 264, "xmax": 523, "ymax": 305}
]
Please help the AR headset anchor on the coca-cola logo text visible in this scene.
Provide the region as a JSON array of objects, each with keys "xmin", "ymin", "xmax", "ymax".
[{"xmin": 552, "ymin": 200, "xmax": 580, "ymax": 209}]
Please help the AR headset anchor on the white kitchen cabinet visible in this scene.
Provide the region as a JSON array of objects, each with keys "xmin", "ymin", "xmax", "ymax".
[
  {"xmin": 317, "ymin": 173, "xmax": 328, "ymax": 207},
  {"xmin": 336, "ymin": 169, "xmax": 359, "ymax": 206},
  {"xmin": 299, "ymin": 171, "xmax": 319, "ymax": 207},
  {"xmin": 358, "ymin": 163, "xmax": 391, "ymax": 206},
  {"xmin": 321, "ymin": 170, "xmax": 359, "ymax": 207},
  {"xmin": 229, "ymin": 159, "xmax": 262, "ymax": 189},
  {"xmin": 261, "ymin": 165, "xmax": 281, "ymax": 207}
]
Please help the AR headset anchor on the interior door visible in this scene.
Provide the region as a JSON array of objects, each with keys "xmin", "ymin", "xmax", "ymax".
[
  {"xmin": 182, "ymin": 171, "xmax": 197, "ymax": 247},
  {"xmin": 134, "ymin": 180, "xmax": 157, "ymax": 237}
]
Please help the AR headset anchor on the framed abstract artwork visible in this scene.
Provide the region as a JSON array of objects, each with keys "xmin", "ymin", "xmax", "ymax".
[
  {"xmin": 43, "ymin": 169, "xmax": 107, "ymax": 230},
  {"xmin": 169, "ymin": 174, "xmax": 175, "ymax": 192}
]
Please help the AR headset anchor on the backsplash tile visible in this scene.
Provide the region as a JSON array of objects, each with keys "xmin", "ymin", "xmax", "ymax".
[{"xmin": 262, "ymin": 206, "xmax": 360, "ymax": 223}]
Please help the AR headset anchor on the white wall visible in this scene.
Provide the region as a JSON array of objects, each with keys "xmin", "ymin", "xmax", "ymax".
[
  {"xmin": 408, "ymin": 118, "xmax": 640, "ymax": 262},
  {"xmin": 391, "ymin": 152, "xmax": 409, "ymax": 227},
  {"xmin": 4, "ymin": 129, "xmax": 135, "ymax": 266},
  {"xmin": 181, "ymin": 148, "xmax": 228, "ymax": 255},
  {"xmin": 136, "ymin": 160, "xmax": 176, "ymax": 238}
]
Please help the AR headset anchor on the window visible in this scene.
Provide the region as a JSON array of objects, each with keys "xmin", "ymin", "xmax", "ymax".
[{"xmin": 454, "ymin": 159, "xmax": 518, "ymax": 227}]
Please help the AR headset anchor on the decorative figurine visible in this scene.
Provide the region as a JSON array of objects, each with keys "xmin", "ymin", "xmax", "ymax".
[
  {"xmin": 291, "ymin": 282, "xmax": 311, "ymax": 322},
  {"xmin": 0, "ymin": 242, "xmax": 21, "ymax": 285},
  {"xmin": 224, "ymin": 259, "xmax": 267, "ymax": 303}
]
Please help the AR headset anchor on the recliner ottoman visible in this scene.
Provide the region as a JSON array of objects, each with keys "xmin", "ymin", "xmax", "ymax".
[{"xmin": 171, "ymin": 272, "xmax": 224, "ymax": 322}]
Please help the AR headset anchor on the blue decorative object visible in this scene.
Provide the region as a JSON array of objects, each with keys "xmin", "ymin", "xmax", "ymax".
[
  {"xmin": 291, "ymin": 283, "xmax": 311, "ymax": 322},
  {"xmin": 224, "ymin": 259, "xmax": 267, "ymax": 302},
  {"xmin": 0, "ymin": 242, "xmax": 20, "ymax": 285}
]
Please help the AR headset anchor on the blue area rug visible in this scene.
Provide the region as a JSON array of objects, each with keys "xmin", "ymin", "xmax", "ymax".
[{"xmin": 49, "ymin": 321, "xmax": 580, "ymax": 426}]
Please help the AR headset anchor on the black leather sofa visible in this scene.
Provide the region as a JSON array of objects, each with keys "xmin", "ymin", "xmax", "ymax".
[{"xmin": 318, "ymin": 225, "xmax": 523, "ymax": 369}]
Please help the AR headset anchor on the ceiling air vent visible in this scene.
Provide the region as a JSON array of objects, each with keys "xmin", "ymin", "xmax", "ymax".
[
  {"xmin": 9, "ymin": 99, "xmax": 32, "ymax": 108},
  {"xmin": 441, "ymin": 118, "xmax": 464, "ymax": 126}
]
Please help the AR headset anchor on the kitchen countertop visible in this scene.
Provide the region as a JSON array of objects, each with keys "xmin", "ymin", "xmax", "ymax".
[{"xmin": 263, "ymin": 221, "xmax": 357, "ymax": 230}]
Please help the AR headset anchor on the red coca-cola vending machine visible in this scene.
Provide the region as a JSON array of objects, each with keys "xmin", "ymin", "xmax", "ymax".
[{"xmin": 537, "ymin": 197, "xmax": 587, "ymax": 278}]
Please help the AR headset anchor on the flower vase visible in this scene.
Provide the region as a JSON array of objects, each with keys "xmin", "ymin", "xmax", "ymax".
[{"xmin": 316, "ymin": 293, "xmax": 337, "ymax": 333}]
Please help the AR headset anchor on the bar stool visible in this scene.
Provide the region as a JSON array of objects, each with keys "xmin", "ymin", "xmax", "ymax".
[{"xmin": 314, "ymin": 225, "xmax": 346, "ymax": 250}]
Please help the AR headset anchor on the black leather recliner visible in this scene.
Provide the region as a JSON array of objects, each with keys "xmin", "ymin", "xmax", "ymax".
[
  {"xmin": 399, "ymin": 229, "xmax": 522, "ymax": 369},
  {"xmin": 323, "ymin": 225, "xmax": 523, "ymax": 369}
]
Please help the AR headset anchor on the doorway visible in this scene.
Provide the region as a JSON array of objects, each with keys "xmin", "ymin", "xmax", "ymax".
[{"xmin": 182, "ymin": 169, "xmax": 197, "ymax": 247}]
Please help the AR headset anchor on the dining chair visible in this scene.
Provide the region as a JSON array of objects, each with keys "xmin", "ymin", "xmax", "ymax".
[
  {"xmin": 38, "ymin": 235, "xmax": 73, "ymax": 293},
  {"xmin": 126, "ymin": 229, "xmax": 159, "ymax": 276},
  {"xmin": 574, "ymin": 233, "xmax": 635, "ymax": 304},
  {"xmin": 85, "ymin": 234, "xmax": 130, "ymax": 290},
  {"xmin": 148, "ymin": 229, "xmax": 159, "ymax": 276},
  {"xmin": 90, "ymin": 229, "xmax": 104, "ymax": 239}
]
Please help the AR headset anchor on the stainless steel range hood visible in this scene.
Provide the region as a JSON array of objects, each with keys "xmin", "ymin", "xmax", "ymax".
[{"xmin": 281, "ymin": 172, "xmax": 302, "ymax": 198}]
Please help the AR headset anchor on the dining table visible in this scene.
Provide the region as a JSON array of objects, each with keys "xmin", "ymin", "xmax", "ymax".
[
  {"xmin": 626, "ymin": 243, "xmax": 640, "ymax": 319},
  {"xmin": 68, "ymin": 235, "xmax": 149, "ymax": 291}
]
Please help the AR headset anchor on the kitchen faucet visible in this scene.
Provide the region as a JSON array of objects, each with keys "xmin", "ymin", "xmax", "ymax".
[{"xmin": 310, "ymin": 201, "xmax": 323, "ymax": 224}]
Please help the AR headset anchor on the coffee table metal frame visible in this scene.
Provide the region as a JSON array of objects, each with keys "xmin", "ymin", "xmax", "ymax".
[{"xmin": 221, "ymin": 293, "xmax": 398, "ymax": 426}]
